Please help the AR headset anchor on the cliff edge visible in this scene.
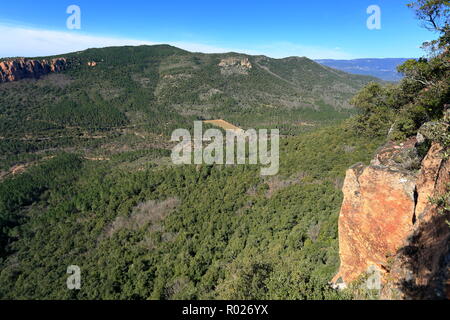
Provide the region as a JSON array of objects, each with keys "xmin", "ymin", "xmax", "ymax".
[
  {"xmin": 333, "ymin": 117, "xmax": 450, "ymax": 299},
  {"xmin": 0, "ymin": 58, "xmax": 67, "ymax": 83}
]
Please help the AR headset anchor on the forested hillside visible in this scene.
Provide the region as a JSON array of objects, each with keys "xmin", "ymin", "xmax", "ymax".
[
  {"xmin": 0, "ymin": 44, "xmax": 380, "ymax": 299},
  {"xmin": 0, "ymin": 45, "xmax": 376, "ymax": 172},
  {"xmin": 0, "ymin": 123, "xmax": 383, "ymax": 299}
]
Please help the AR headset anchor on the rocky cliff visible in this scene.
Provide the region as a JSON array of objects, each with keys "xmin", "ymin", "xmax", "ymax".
[
  {"xmin": 0, "ymin": 58, "xmax": 67, "ymax": 83},
  {"xmin": 333, "ymin": 118, "xmax": 450, "ymax": 299},
  {"xmin": 218, "ymin": 57, "xmax": 252, "ymax": 75}
]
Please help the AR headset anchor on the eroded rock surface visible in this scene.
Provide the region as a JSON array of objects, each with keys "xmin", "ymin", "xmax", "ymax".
[
  {"xmin": 381, "ymin": 144, "xmax": 450, "ymax": 299},
  {"xmin": 333, "ymin": 136, "xmax": 450, "ymax": 299},
  {"xmin": 218, "ymin": 57, "xmax": 252, "ymax": 75},
  {"xmin": 332, "ymin": 139, "xmax": 418, "ymax": 284},
  {"xmin": 0, "ymin": 58, "xmax": 67, "ymax": 83}
]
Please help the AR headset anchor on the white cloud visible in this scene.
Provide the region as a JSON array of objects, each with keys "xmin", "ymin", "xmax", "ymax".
[
  {"xmin": 0, "ymin": 23, "xmax": 249, "ymax": 58},
  {"xmin": 0, "ymin": 23, "xmax": 354, "ymax": 60},
  {"xmin": 0, "ymin": 24, "xmax": 158, "ymax": 58}
]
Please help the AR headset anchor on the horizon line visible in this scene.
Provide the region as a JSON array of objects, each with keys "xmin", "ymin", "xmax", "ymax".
[{"xmin": 0, "ymin": 23, "xmax": 424, "ymax": 61}]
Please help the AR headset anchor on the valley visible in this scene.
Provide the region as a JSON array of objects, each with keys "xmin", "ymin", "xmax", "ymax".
[
  {"xmin": 0, "ymin": 45, "xmax": 383, "ymax": 299},
  {"xmin": 0, "ymin": 7, "xmax": 448, "ymax": 299}
]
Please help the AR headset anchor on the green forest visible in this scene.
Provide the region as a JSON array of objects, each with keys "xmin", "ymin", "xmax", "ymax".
[{"xmin": 0, "ymin": 0, "xmax": 449, "ymax": 300}]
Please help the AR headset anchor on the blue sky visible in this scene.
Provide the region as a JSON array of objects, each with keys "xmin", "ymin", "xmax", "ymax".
[{"xmin": 0, "ymin": 0, "xmax": 437, "ymax": 59}]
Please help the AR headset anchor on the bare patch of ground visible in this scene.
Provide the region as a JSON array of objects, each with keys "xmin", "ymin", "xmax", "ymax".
[
  {"xmin": 263, "ymin": 172, "xmax": 307, "ymax": 198},
  {"xmin": 37, "ymin": 73, "xmax": 74, "ymax": 88},
  {"xmin": 203, "ymin": 119, "xmax": 241, "ymax": 131},
  {"xmin": 103, "ymin": 197, "xmax": 181, "ymax": 238}
]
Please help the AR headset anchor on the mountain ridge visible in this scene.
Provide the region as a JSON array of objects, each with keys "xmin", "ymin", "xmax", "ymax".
[{"xmin": 315, "ymin": 58, "xmax": 414, "ymax": 81}]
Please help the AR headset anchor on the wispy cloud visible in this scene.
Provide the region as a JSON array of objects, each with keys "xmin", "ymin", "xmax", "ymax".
[
  {"xmin": 252, "ymin": 42, "xmax": 356, "ymax": 60},
  {"xmin": 0, "ymin": 24, "xmax": 158, "ymax": 58},
  {"xmin": 0, "ymin": 23, "xmax": 354, "ymax": 60}
]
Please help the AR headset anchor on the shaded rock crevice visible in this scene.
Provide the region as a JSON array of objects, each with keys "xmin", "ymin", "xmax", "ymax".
[
  {"xmin": 412, "ymin": 187, "xmax": 418, "ymax": 225},
  {"xmin": 383, "ymin": 154, "xmax": 450, "ymax": 300}
]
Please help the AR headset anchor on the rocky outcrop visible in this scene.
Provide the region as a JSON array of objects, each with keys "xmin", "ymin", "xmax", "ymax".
[
  {"xmin": 333, "ymin": 132, "xmax": 450, "ymax": 299},
  {"xmin": 218, "ymin": 57, "xmax": 252, "ymax": 75},
  {"xmin": 332, "ymin": 137, "xmax": 420, "ymax": 285},
  {"xmin": 0, "ymin": 58, "xmax": 67, "ymax": 83},
  {"xmin": 381, "ymin": 144, "xmax": 450, "ymax": 299}
]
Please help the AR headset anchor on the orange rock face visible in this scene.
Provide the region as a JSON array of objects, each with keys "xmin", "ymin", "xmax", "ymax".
[
  {"xmin": 379, "ymin": 143, "xmax": 450, "ymax": 299},
  {"xmin": 0, "ymin": 57, "xmax": 67, "ymax": 83},
  {"xmin": 333, "ymin": 138, "xmax": 449, "ymax": 295},
  {"xmin": 415, "ymin": 143, "xmax": 446, "ymax": 221},
  {"xmin": 333, "ymin": 163, "xmax": 416, "ymax": 284}
]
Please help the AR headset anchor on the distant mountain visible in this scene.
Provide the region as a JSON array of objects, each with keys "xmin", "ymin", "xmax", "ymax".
[
  {"xmin": 0, "ymin": 46, "xmax": 378, "ymax": 148},
  {"xmin": 314, "ymin": 58, "xmax": 414, "ymax": 81}
]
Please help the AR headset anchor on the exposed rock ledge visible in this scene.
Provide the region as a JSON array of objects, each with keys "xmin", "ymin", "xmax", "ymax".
[
  {"xmin": 218, "ymin": 57, "xmax": 252, "ymax": 75},
  {"xmin": 0, "ymin": 58, "xmax": 67, "ymax": 83},
  {"xmin": 333, "ymin": 133, "xmax": 450, "ymax": 299}
]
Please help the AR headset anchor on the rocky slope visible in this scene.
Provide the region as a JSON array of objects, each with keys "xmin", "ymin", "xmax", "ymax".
[
  {"xmin": 333, "ymin": 115, "xmax": 450, "ymax": 299},
  {"xmin": 0, "ymin": 58, "xmax": 67, "ymax": 83}
]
